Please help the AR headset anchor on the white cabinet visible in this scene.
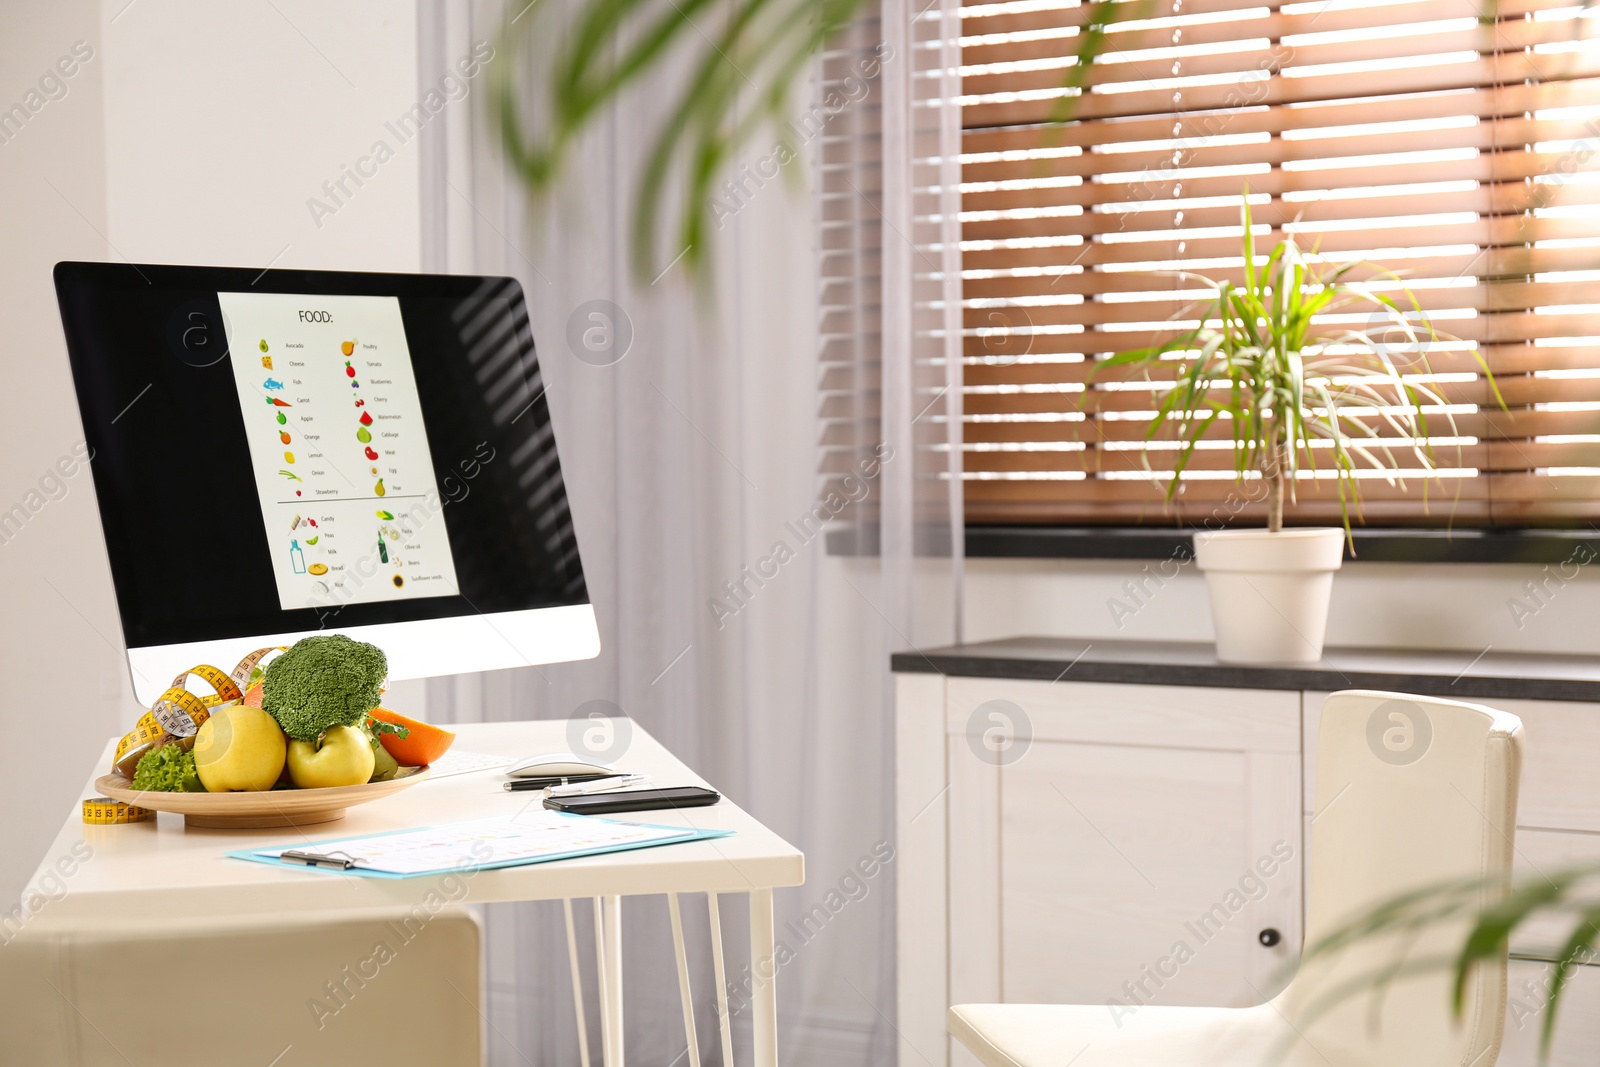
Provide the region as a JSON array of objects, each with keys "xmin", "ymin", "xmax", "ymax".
[
  {"xmin": 900, "ymin": 670, "xmax": 1600, "ymax": 1067},
  {"xmin": 897, "ymin": 675, "xmax": 1302, "ymax": 1067},
  {"xmin": 1502, "ymin": 960, "xmax": 1600, "ymax": 1067}
]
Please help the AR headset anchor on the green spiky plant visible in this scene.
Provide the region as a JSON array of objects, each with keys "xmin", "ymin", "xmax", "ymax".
[{"xmin": 1094, "ymin": 198, "xmax": 1489, "ymax": 541}]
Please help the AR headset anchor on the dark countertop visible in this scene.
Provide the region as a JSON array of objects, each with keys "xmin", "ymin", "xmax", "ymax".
[{"xmin": 890, "ymin": 637, "xmax": 1600, "ymax": 702}]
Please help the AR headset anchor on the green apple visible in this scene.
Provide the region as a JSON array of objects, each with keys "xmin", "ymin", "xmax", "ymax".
[
  {"xmin": 193, "ymin": 705, "xmax": 287, "ymax": 791},
  {"xmin": 286, "ymin": 725, "xmax": 375, "ymax": 788},
  {"xmin": 369, "ymin": 740, "xmax": 400, "ymax": 782}
]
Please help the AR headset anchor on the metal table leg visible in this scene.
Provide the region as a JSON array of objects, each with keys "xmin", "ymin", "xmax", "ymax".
[
  {"xmin": 750, "ymin": 887, "xmax": 778, "ymax": 1067},
  {"xmin": 563, "ymin": 898, "xmax": 592, "ymax": 1067}
]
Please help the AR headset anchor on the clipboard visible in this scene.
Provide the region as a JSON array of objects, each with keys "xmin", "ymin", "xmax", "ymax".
[{"xmin": 227, "ymin": 810, "xmax": 733, "ymax": 879}]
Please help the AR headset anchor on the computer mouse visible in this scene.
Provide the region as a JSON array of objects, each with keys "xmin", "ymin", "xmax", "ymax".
[{"xmin": 505, "ymin": 752, "xmax": 618, "ymax": 778}]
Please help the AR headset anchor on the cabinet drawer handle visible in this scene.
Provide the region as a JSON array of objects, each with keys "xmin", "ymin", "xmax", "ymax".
[{"xmin": 1258, "ymin": 928, "xmax": 1282, "ymax": 948}]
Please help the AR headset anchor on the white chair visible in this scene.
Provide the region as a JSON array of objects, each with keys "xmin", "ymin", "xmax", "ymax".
[
  {"xmin": 0, "ymin": 907, "xmax": 483, "ymax": 1066},
  {"xmin": 950, "ymin": 689, "xmax": 1524, "ymax": 1067}
]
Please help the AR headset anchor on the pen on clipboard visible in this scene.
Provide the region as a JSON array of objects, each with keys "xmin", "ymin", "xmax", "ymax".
[{"xmin": 279, "ymin": 849, "xmax": 361, "ymax": 870}]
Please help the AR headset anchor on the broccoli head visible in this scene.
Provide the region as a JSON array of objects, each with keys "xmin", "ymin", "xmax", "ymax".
[{"xmin": 262, "ymin": 635, "xmax": 388, "ymax": 742}]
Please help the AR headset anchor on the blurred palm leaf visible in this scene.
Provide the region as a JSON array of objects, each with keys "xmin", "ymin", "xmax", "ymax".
[
  {"xmin": 1300, "ymin": 862, "xmax": 1600, "ymax": 1061},
  {"xmin": 491, "ymin": 0, "xmax": 1131, "ymax": 281},
  {"xmin": 493, "ymin": 0, "xmax": 865, "ymax": 281}
]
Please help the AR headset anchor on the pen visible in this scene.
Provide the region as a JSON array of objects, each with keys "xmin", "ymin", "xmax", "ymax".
[
  {"xmin": 280, "ymin": 850, "xmax": 359, "ymax": 870},
  {"xmin": 503, "ymin": 773, "xmax": 628, "ymax": 792},
  {"xmin": 546, "ymin": 774, "xmax": 652, "ymax": 797}
]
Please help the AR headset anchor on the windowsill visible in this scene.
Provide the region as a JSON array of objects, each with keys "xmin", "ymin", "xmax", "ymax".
[{"xmin": 826, "ymin": 525, "xmax": 1600, "ymax": 564}]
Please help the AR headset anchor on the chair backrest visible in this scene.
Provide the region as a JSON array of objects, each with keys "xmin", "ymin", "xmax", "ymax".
[
  {"xmin": 0, "ymin": 907, "xmax": 484, "ymax": 1066},
  {"xmin": 1286, "ymin": 689, "xmax": 1522, "ymax": 1066}
]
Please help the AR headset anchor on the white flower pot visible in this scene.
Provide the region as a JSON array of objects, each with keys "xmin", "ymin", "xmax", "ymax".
[{"xmin": 1192, "ymin": 528, "xmax": 1345, "ymax": 665}]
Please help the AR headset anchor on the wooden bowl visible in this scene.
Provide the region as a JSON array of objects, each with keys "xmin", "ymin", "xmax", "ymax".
[{"xmin": 94, "ymin": 766, "xmax": 430, "ymax": 829}]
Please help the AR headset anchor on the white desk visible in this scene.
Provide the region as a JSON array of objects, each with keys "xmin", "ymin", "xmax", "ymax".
[{"xmin": 25, "ymin": 718, "xmax": 804, "ymax": 1067}]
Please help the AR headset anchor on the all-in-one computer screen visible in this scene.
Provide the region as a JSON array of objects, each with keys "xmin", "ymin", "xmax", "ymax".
[{"xmin": 55, "ymin": 262, "xmax": 598, "ymax": 703}]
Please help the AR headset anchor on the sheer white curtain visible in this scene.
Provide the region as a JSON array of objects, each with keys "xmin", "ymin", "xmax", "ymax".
[{"xmin": 416, "ymin": 2, "xmax": 961, "ymax": 1064}]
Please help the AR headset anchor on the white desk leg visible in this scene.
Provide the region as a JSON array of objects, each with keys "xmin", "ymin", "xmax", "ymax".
[
  {"xmin": 564, "ymin": 898, "xmax": 592, "ymax": 1067},
  {"xmin": 602, "ymin": 894, "xmax": 625, "ymax": 1067},
  {"xmin": 750, "ymin": 887, "xmax": 779, "ymax": 1067},
  {"xmin": 594, "ymin": 897, "xmax": 612, "ymax": 1067},
  {"xmin": 707, "ymin": 894, "xmax": 737, "ymax": 1067},
  {"xmin": 667, "ymin": 893, "xmax": 703, "ymax": 1067}
]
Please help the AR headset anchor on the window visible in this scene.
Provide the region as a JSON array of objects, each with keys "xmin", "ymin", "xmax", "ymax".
[{"xmin": 961, "ymin": 0, "xmax": 1600, "ymax": 529}]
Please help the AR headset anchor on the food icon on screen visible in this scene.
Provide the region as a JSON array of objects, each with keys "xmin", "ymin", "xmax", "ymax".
[
  {"xmin": 392, "ymin": 575, "xmax": 404, "ymax": 589},
  {"xmin": 370, "ymin": 467, "xmax": 378, "ymax": 475},
  {"xmin": 283, "ymin": 451, "xmax": 295, "ymax": 464},
  {"xmin": 310, "ymin": 581, "xmax": 329, "ymax": 596},
  {"xmin": 305, "ymin": 535, "xmax": 318, "ymax": 546},
  {"xmin": 279, "ymin": 469, "xmax": 301, "ymax": 482},
  {"xmin": 351, "ymin": 380, "xmax": 359, "ymax": 389},
  {"xmin": 263, "ymin": 378, "xmax": 284, "ymax": 391},
  {"xmin": 356, "ymin": 426, "xmax": 372, "ymax": 444},
  {"xmin": 276, "ymin": 412, "xmax": 287, "ymax": 425},
  {"xmin": 289, "ymin": 540, "xmax": 306, "ymax": 574},
  {"xmin": 364, "ymin": 446, "xmax": 378, "ymax": 460},
  {"xmin": 259, "ymin": 339, "xmax": 269, "ymax": 353},
  {"xmin": 376, "ymin": 510, "xmax": 394, "ymax": 520},
  {"xmin": 377, "ymin": 533, "xmax": 388, "ymax": 564},
  {"xmin": 290, "ymin": 515, "xmax": 301, "ymax": 530},
  {"xmin": 345, "ymin": 363, "xmax": 356, "ymax": 379},
  {"xmin": 261, "ymin": 355, "xmax": 273, "ymax": 370},
  {"xmin": 354, "ymin": 399, "xmax": 364, "ymax": 407},
  {"xmin": 267, "ymin": 397, "xmax": 291, "ymax": 407},
  {"xmin": 374, "ymin": 478, "xmax": 386, "ymax": 497},
  {"xmin": 308, "ymin": 562, "xmax": 329, "ymax": 576},
  {"xmin": 280, "ymin": 432, "xmax": 291, "ymax": 445},
  {"xmin": 342, "ymin": 340, "xmax": 355, "ymax": 356},
  {"xmin": 359, "ymin": 411, "xmax": 373, "ymax": 426}
]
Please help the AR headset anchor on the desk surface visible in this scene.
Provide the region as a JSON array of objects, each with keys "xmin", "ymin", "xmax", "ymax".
[
  {"xmin": 28, "ymin": 719, "xmax": 803, "ymax": 929},
  {"xmin": 890, "ymin": 636, "xmax": 1600, "ymax": 703}
]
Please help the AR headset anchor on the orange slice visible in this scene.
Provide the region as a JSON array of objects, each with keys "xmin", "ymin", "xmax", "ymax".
[{"xmin": 367, "ymin": 706, "xmax": 455, "ymax": 766}]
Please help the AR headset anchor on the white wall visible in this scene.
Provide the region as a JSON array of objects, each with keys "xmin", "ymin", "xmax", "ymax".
[
  {"xmin": 101, "ymin": 0, "xmax": 422, "ymax": 270},
  {"xmin": 0, "ymin": 0, "xmax": 428, "ymax": 907},
  {"xmin": 0, "ymin": 2, "xmax": 115, "ymax": 911},
  {"xmin": 966, "ymin": 556, "xmax": 1600, "ymax": 657}
]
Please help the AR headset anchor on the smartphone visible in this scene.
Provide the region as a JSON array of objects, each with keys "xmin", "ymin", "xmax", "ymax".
[{"xmin": 544, "ymin": 786, "xmax": 721, "ymax": 815}]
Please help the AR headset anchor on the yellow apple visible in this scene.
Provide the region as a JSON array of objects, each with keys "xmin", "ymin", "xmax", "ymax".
[
  {"xmin": 192, "ymin": 705, "xmax": 287, "ymax": 791},
  {"xmin": 286, "ymin": 725, "xmax": 375, "ymax": 788}
]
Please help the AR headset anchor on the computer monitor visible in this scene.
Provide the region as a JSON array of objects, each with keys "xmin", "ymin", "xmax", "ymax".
[{"xmin": 54, "ymin": 262, "xmax": 599, "ymax": 704}]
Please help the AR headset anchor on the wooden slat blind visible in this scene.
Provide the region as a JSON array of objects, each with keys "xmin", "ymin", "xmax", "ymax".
[
  {"xmin": 819, "ymin": 9, "xmax": 887, "ymax": 531},
  {"xmin": 960, "ymin": 0, "xmax": 1600, "ymax": 526}
]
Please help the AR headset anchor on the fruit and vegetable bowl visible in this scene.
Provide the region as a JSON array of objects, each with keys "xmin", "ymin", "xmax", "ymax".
[
  {"xmin": 91, "ymin": 636, "xmax": 455, "ymax": 830},
  {"xmin": 94, "ymin": 764, "xmax": 430, "ymax": 829}
]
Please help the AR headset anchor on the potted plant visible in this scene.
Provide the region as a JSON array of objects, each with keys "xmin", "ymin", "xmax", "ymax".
[{"xmin": 1097, "ymin": 199, "xmax": 1485, "ymax": 664}]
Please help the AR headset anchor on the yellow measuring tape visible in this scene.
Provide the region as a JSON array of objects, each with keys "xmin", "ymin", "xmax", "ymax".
[
  {"xmin": 85, "ymin": 646, "xmax": 286, "ymax": 825},
  {"xmin": 81, "ymin": 797, "xmax": 154, "ymax": 825}
]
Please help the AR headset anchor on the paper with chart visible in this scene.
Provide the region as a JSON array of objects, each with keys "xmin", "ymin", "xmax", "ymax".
[
  {"xmin": 245, "ymin": 811, "xmax": 720, "ymax": 876},
  {"xmin": 218, "ymin": 291, "xmax": 460, "ymax": 611}
]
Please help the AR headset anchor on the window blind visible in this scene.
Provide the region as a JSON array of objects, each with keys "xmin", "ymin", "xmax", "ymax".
[
  {"xmin": 960, "ymin": 0, "xmax": 1600, "ymax": 527},
  {"xmin": 819, "ymin": 8, "xmax": 886, "ymax": 534}
]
